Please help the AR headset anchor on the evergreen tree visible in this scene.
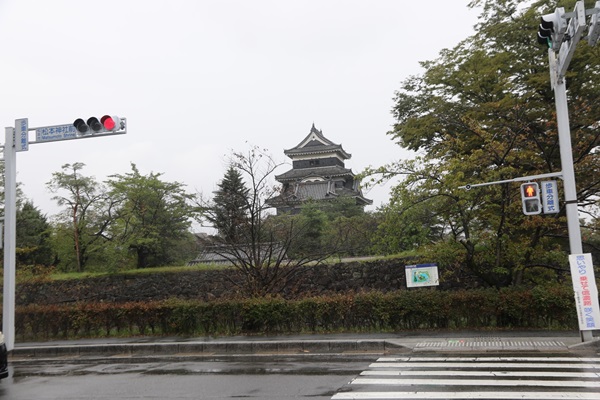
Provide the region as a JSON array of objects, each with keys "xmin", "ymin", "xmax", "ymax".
[
  {"xmin": 208, "ymin": 165, "xmax": 250, "ymax": 242},
  {"xmin": 16, "ymin": 201, "xmax": 54, "ymax": 267}
]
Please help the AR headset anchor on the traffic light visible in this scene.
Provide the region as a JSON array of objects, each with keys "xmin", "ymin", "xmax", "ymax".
[
  {"xmin": 73, "ymin": 115, "xmax": 125, "ymax": 135},
  {"xmin": 520, "ymin": 182, "xmax": 542, "ymax": 215},
  {"xmin": 101, "ymin": 115, "xmax": 121, "ymax": 131},
  {"xmin": 537, "ymin": 7, "xmax": 566, "ymax": 49},
  {"xmin": 588, "ymin": 1, "xmax": 600, "ymax": 46}
]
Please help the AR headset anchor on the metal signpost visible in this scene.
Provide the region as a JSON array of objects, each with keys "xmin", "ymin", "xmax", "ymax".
[
  {"xmin": 2, "ymin": 127, "xmax": 17, "ymax": 352},
  {"xmin": 543, "ymin": 1, "xmax": 600, "ymax": 342},
  {"xmin": 2, "ymin": 116, "xmax": 126, "ymax": 351},
  {"xmin": 460, "ymin": 2, "xmax": 600, "ymax": 342}
]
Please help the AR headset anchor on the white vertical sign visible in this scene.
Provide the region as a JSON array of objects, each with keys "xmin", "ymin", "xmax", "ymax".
[
  {"xmin": 15, "ymin": 118, "xmax": 28, "ymax": 152},
  {"xmin": 569, "ymin": 253, "xmax": 600, "ymax": 331},
  {"xmin": 541, "ymin": 180, "xmax": 559, "ymax": 214}
]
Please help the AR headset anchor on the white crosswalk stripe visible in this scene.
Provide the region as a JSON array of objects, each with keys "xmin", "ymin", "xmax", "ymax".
[{"xmin": 332, "ymin": 355, "xmax": 600, "ymax": 399}]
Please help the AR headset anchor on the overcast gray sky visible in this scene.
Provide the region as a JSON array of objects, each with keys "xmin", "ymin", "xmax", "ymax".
[{"xmin": 0, "ymin": 0, "xmax": 479, "ymax": 223}]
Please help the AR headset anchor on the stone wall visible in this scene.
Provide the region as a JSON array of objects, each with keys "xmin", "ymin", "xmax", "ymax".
[{"xmin": 16, "ymin": 259, "xmax": 476, "ymax": 306}]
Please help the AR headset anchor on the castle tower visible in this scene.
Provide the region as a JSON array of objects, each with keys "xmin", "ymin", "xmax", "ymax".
[{"xmin": 268, "ymin": 124, "xmax": 372, "ymax": 214}]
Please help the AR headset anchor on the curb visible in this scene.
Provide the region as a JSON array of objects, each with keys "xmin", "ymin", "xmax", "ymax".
[
  {"xmin": 568, "ymin": 338, "xmax": 600, "ymax": 351},
  {"xmin": 10, "ymin": 335, "xmax": 598, "ymax": 361},
  {"xmin": 11, "ymin": 339, "xmax": 409, "ymax": 360}
]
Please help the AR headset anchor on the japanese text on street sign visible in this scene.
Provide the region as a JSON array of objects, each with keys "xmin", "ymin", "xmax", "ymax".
[
  {"xmin": 569, "ymin": 253, "xmax": 600, "ymax": 330},
  {"xmin": 15, "ymin": 118, "xmax": 28, "ymax": 152},
  {"xmin": 405, "ymin": 263, "xmax": 439, "ymax": 288},
  {"xmin": 35, "ymin": 124, "xmax": 78, "ymax": 142},
  {"xmin": 541, "ymin": 180, "xmax": 559, "ymax": 214}
]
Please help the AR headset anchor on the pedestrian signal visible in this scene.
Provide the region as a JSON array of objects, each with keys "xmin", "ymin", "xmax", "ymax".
[{"xmin": 521, "ymin": 182, "xmax": 542, "ymax": 215}]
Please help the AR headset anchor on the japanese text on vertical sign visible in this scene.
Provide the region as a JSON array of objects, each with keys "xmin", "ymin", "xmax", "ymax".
[
  {"xmin": 569, "ymin": 254, "xmax": 600, "ymax": 330},
  {"xmin": 15, "ymin": 118, "xmax": 28, "ymax": 152},
  {"xmin": 19, "ymin": 120, "xmax": 27, "ymax": 150},
  {"xmin": 541, "ymin": 180, "xmax": 559, "ymax": 214}
]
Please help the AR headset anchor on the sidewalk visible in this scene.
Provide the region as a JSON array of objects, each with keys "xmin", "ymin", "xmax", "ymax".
[{"xmin": 10, "ymin": 330, "xmax": 600, "ymax": 360}]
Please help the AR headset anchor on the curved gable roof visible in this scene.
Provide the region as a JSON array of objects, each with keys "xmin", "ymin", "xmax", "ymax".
[
  {"xmin": 284, "ymin": 124, "xmax": 351, "ymax": 159},
  {"xmin": 275, "ymin": 165, "xmax": 354, "ymax": 182}
]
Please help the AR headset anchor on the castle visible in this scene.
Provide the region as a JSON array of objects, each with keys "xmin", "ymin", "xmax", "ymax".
[{"xmin": 268, "ymin": 124, "xmax": 372, "ymax": 214}]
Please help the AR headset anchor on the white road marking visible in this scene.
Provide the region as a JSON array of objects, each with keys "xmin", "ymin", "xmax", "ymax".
[
  {"xmin": 369, "ymin": 362, "xmax": 600, "ymax": 369},
  {"xmin": 332, "ymin": 392, "xmax": 600, "ymax": 399},
  {"xmin": 360, "ymin": 369, "xmax": 600, "ymax": 378},
  {"xmin": 377, "ymin": 357, "xmax": 600, "ymax": 362},
  {"xmin": 352, "ymin": 377, "xmax": 600, "ymax": 388},
  {"xmin": 333, "ymin": 355, "xmax": 600, "ymax": 399}
]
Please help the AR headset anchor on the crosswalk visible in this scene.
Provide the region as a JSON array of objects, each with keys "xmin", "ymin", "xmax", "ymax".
[{"xmin": 331, "ymin": 355, "xmax": 600, "ymax": 399}]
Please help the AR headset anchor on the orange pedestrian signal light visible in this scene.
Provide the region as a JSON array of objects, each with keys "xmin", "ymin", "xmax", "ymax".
[
  {"xmin": 520, "ymin": 182, "xmax": 541, "ymax": 215},
  {"xmin": 524, "ymin": 184, "xmax": 537, "ymax": 197}
]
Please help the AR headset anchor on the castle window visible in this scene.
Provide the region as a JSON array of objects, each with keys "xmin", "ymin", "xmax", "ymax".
[{"xmin": 302, "ymin": 177, "xmax": 324, "ymax": 183}]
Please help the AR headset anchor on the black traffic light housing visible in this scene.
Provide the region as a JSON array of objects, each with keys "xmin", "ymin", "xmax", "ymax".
[
  {"xmin": 537, "ymin": 8, "xmax": 566, "ymax": 49},
  {"xmin": 73, "ymin": 115, "xmax": 125, "ymax": 135}
]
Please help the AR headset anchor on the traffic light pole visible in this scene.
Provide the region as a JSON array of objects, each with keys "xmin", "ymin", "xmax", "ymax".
[
  {"xmin": 533, "ymin": 0, "xmax": 600, "ymax": 343},
  {"xmin": 550, "ymin": 50, "xmax": 593, "ymax": 343},
  {"xmin": 2, "ymin": 116, "xmax": 126, "ymax": 352},
  {"xmin": 463, "ymin": 3, "xmax": 599, "ymax": 342},
  {"xmin": 2, "ymin": 127, "xmax": 17, "ymax": 351},
  {"xmin": 551, "ymin": 53, "xmax": 582, "ymax": 256}
]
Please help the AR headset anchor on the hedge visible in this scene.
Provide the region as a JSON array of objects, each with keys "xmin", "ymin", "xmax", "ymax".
[{"xmin": 9, "ymin": 285, "xmax": 579, "ymax": 340}]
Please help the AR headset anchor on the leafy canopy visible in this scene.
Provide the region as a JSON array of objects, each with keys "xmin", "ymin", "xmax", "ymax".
[{"xmin": 365, "ymin": 0, "xmax": 600, "ymax": 287}]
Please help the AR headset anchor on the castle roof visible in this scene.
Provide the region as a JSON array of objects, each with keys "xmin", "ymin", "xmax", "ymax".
[
  {"xmin": 268, "ymin": 180, "xmax": 372, "ymax": 207},
  {"xmin": 284, "ymin": 124, "xmax": 351, "ymax": 160},
  {"xmin": 275, "ymin": 165, "xmax": 354, "ymax": 182}
]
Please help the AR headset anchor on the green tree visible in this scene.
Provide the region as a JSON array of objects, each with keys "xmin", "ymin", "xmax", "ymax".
[
  {"xmin": 0, "ymin": 163, "xmax": 47, "ymax": 268},
  {"xmin": 292, "ymin": 198, "xmax": 376, "ymax": 258},
  {"xmin": 16, "ymin": 201, "xmax": 54, "ymax": 267},
  {"xmin": 326, "ymin": 211, "xmax": 378, "ymax": 257},
  {"xmin": 365, "ymin": 0, "xmax": 600, "ymax": 287},
  {"xmin": 47, "ymin": 163, "xmax": 113, "ymax": 272},
  {"xmin": 107, "ymin": 163, "xmax": 198, "ymax": 269},
  {"xmin": 202, "ymin": 146, "xmax": 341, "ymax": 297},
  {"xmin": 206, "ymin": 165, "xmax": 250, "ymax": 242},
  {"xmin": 287, "ymin": 202, "xmax": 328, "ymax": 258},
  {"xmin": 370, "ymin": 196, "xmax": 441, "ymax": 256}
]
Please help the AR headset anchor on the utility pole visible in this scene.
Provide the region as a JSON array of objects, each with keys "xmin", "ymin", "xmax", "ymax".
[
  {"xmin": 537, "ymin": 1, "xmax": 600, "ymax": 342},
  {"xmin": 2, "ymin": 115, "xmax": 126, "ymax": 351},
  {"xmin": 2, "ymin": 127, "xmax": 17, "ymax": 352},
  {"xmin": 464, "ymin": 2, "xmax": 600, "ymax": 343}
]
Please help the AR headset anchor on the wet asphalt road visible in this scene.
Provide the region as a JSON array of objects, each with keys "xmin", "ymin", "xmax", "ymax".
[
  {"xmin": 3, "ymin": 332, "xmax": 598, "ymax": 399},
  {"xmin": 0, "ymin": 358, "xmax": 369, "ymax": 399}
]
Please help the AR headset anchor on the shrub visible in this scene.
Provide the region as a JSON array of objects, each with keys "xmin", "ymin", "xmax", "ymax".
[{"xmin": 8, "ymin": 285, "xmax": 580, "ymax": 340}]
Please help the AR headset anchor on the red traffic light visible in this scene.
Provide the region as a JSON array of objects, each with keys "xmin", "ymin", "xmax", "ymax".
[
  {"xmin": 73, "ymin": 115, "xmax": 124, "ymax": 135},
  {"xmin": 101, "ymin": 115, "xmax": 121, "ymax": 131}
]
